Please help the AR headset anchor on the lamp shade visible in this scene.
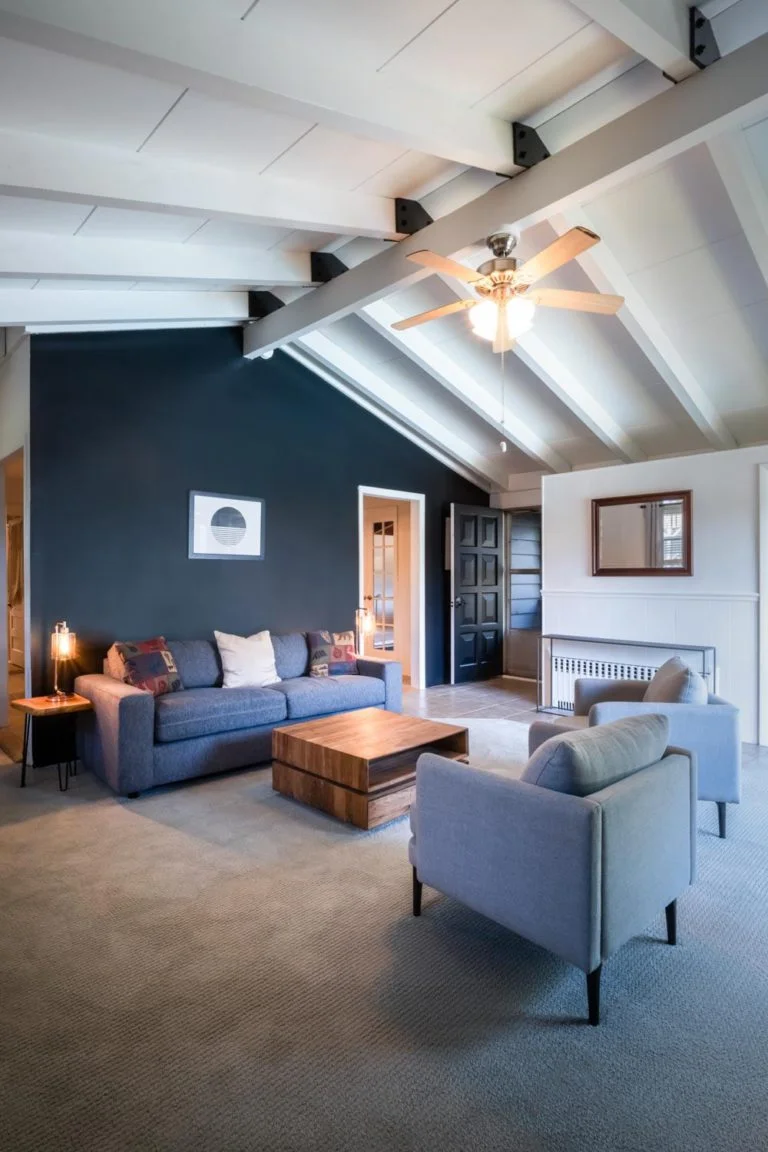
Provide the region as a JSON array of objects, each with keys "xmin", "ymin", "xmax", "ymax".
[
  {"xmin": 469, "ymin": 297, "xmax": 536, "ymax": 342},
  {"xmin": 51, "ymin": 621, "xmax": 76, "ymax": 661}
]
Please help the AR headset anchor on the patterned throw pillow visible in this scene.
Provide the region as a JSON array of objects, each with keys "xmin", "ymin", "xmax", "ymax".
[
  {"xmin": 308, "ymin": 630, "xmax": 357, "ymax": 678},
  {"xmin": 111, "ymin": 636, "xmax": 183, "ymax": 696}
]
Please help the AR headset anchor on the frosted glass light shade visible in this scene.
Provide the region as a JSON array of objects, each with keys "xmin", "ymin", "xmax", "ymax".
[
  {"xmin": 469, "ymin": 298, "xmax": 536, "ymax": 342},
  {"xmin": 51, "ymin": 622, "xmax": 76, "ymax": 660}
]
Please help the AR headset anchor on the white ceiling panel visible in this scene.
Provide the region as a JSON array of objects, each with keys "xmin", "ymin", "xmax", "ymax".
[
  {"xmin": 476, "ymin": 22, "xmax": 629, "ymax": 120},
  {"xmin": 32, "ymin": 278, "xmax": 139, "ymax": 290},
  {"xmin": 0, "ymin": 277, "xmax": 37, "ymax": 289},
  {"xmin": 78, "ymin": 207, "xmax": 206, "ymax": 242},
  {"xmin": 356, "ymin": 152, "xmax": 462, "ymax": 197},
  {"xmin": 186, "ymin": 220, "xmax": 293, "ymax": 249},
  {"xmin": 0, "ymin": 37, "xmax": 183, "ymax": 150},
  {"xmin": 744, "ymin": 115, "xmax": 768, "ymax": 195},
  {"xmin": 0, "ymin": 195, "xmax": 93, "ymax": 235},
  {"xmin": 381, "ymin": 0, "xmax": 590, "ymax": 107},
  {"xmin": 584, "ymin": 145, "xmax": 742, "ymax": 274},
  {"xmin": 273, "ymin": 230, "xmax": 339, "ymax": 253},
  {"xmin": 630, "ymin": 233, "xmax": 768, "ymax": 327},
  {"xmin": 264, "ymin": 125, "xmax": 407, "ymax": 189},
  {"xmin": 142, "ymin": 90, "xmax": 314, "ymax": 172}
]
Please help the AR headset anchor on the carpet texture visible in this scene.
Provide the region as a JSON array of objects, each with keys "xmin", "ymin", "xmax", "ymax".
[{"xmin": 1, "ymin": 721, "xmax": 767, "ymax": 1151}]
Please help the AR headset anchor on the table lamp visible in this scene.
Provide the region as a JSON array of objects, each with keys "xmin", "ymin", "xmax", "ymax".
[{"xmin": 50, "ymin": 620, "xmax": 77, "ymax": 701}]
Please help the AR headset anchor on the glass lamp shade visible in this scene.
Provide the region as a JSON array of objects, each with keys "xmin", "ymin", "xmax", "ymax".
[
  {"xmin": 469, "ymin": 298, "xmax": 536, "ymax": 342},
  {"xmin": 51, "ymin": 623, "xmax": 76, "ymax": 661}
]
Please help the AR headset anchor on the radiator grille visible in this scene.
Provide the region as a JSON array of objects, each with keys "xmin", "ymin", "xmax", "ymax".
[{"xmin": 551, "ymin": 656, "xmax": 657, "ymax": 712}]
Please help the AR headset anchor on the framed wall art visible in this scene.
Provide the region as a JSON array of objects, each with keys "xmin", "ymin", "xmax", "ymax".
[{"xmin": 188, "ymin": 491, "xmax": 265, "ymax": 560}]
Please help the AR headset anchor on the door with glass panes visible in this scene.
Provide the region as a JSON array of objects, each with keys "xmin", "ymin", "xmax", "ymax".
[{"xmin": 362, "ymin": 501, "xmax": 409, "ymax": 672}]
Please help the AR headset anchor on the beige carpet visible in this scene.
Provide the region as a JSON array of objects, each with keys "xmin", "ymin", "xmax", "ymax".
[{"xmin": 1, "ymin": 720, "xmax": 766, "ymax": 1151}]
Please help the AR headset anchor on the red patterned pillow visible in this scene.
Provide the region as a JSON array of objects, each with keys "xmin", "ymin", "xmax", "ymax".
[
  {"xmin": 308, "ymin": 630, "xmax": 357, "ymax": 677},
  {"xmin": 111, "ymin": 636, "xmax": 182, "ymax": 696}
]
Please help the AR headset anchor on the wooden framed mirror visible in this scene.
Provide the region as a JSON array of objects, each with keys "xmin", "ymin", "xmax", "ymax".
[{"xmin": 592, "ymin": 490, "xmax": 692, "ymax": 576}]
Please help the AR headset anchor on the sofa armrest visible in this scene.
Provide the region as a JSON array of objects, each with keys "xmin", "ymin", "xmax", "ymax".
[
  {"xmin": 589, "ymin": 699, "xmax": 740, "ymax": 803},
  {"xmin": 410, "ymin": 753, "xmax": 601, "ymax": 972},
  {"xmin": 356, "ymin": 657, "xmax": 402, "ymax": 712},
  {"xmin": 574, "ymin": 677, "xmax": 648, "ymax": 716},
  {"xmin": 75, "ymin": 674, "xmax": 155, "ymax": 796}
]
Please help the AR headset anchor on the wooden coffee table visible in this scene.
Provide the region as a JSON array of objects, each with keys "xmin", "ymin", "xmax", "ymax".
[{"xmin": 272, "ymin": 708, "xmax": 469, "ymax": 830}]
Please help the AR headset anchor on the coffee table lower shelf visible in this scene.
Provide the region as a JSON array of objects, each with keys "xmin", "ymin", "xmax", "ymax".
[{"xmin": 272, "ymin": 746, "xmax": 468, "ymax": 830}]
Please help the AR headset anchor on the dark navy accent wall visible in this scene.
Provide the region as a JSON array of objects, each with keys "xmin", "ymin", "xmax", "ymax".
[{"xmin": 29, "ymin": 327, "xmax": 488, "ymax": 697}]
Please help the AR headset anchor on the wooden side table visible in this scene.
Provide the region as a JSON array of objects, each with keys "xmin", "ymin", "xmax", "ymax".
[{"xmin": 11, "ymin": 694, "xmax": 93, "ymax": 791}]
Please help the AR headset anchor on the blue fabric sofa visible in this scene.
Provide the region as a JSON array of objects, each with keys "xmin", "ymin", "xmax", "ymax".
[{"xmin": 75, "ymin": 633, "xmax": 402, "ymax": 797}]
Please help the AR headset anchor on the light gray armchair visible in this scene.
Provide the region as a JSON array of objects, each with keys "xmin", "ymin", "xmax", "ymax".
[
  {"xmin": 530, "ymin": 674, "xmax": 740, "ymax": 838},
  {"xmin": 409, "ymin": 715, "xmax": 696, "ymax": 1025}
]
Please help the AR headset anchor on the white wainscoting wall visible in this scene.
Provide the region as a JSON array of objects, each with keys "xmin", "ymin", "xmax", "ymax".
[{"xmin": 542, "ymin": 445, "xmax": 768, "ymax": 744}]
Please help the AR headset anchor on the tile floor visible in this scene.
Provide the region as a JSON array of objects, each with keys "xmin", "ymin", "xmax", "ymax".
[{"xmin": 404, "ymin": 675, "xmax": 539, "ymax": 725}]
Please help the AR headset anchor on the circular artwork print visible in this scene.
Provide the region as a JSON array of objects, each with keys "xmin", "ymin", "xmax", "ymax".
[{"xmin": 210, "ymin": 506, "xmax": 247, "ymax": 547}]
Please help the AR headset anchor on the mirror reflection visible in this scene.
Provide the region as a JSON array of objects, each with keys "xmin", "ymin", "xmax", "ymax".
[{"xmin": 593, "ymin": 492, "xmax": 691, "ymax": 575}]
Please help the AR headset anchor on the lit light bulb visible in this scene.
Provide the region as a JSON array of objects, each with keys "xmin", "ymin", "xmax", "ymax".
[
  {"xmin": 469, "ymin": 297, "xmax": 536, "ymax": 342},
  {"xmin": 500, "ymin": 440, "xmax": 507, "ymax": 452}
]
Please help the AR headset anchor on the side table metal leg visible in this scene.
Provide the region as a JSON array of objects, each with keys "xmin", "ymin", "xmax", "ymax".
[
  {"xmin": 20, "ymin": 714, "xmax": 30, "ymax": 788},
  {"xmin": 57, "ymin": 761, "xmax": 69, "ymax": 792}
]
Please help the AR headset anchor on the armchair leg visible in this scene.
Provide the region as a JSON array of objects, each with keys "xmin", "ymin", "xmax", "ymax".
[
  {"xmin": 587, "ymin": 966, "xmax": 601, "ymax": 1026},
  {"xmin": 717, "ymin": 802, "xmax": 727, "ymax": 839},
  {"xmin": 665, "ymin": 899, "xmax": 677, "ymax": 945},
  {"xmin": 412, "ymin": 867, "xmax": 422, "ymax": 917}
]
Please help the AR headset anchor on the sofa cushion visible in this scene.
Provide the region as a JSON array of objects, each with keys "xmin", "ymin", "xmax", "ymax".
[
  {"xmin": 270, "ymin": 674, "xmax": 385, "ymax": 720},
  {"xmin": 167, "ymin": 640, "xmax": 222, "ymax": 689},
  {"xmin": 272, "ymin": 632, "xmax": 309, "ymax": 680},
  {"xmin": 644, "ymin": 656, "xmax": 708, "ymax": 705},
  {"xmin": 110, "ymin": 636, "xmax": 182, "ymax": 697},
  {"xmin": 214, "ymin": 629, "xmax": 280, "ymax": 689},
  {"xmin": 154, "ymin": 686, "xmax": 287, "ymax": 743},
  {"xmin": 521, "ymin": 714, "xmax": 670, "ymax": 797},
  {"xmin": 308, "ymin": 630, "xmax": 357, "ymax": 677}
]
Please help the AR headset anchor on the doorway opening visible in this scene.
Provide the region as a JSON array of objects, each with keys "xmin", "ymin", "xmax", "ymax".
[
  {"xmin": 358, "ymin": 487, "xmax": 426, "ymax": 690},
  {"xmin": 0, "ymin": 448, "xmax": 26, "ymax": 762},
  {"xmin": 504, "ymin": 508, "xmax": 542, "ymax": 682}
]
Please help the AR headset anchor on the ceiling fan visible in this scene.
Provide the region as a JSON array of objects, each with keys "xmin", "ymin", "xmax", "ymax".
[{"xmin": 391, "ymin": 226, "xmax": 624, "ymax": 353}]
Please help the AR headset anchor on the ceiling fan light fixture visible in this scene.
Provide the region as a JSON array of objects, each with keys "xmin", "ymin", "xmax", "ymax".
[{"xmin": 469, "ymin": 297, "xmax": 536, "ymax": 343}]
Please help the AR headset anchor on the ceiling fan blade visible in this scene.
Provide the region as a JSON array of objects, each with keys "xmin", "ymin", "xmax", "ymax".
[
  {"xmin": 516, "ymin": 227, "xmax": 600, "ymax": 286},
  {"xmin": 529, "ymin": 288, "xmax": 624, "ymax": 315},
  {"xmin": 390, "ymin": 299, "xmax": 477, "ymax": 331},
  {"xmin": 406, "ymin": 250, "xmax": 484, "ymax": 284},
  {"xmin": 492, "ymin": 303, "xmax": 515, "ymax": 354}
]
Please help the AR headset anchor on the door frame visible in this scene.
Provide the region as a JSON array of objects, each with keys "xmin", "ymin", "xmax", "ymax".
[{"xmin": 358, "ymin": 486, "xmax": 426, "ymax": 690}]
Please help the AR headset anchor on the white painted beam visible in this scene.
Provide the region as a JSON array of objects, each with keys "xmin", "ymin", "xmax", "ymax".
[
  {"xmin": 0, "ymin": 8, "xmax": 516, "ymax": 174},
  {"xmin": 571, "ymin": 0, "xmax": 695, "ymax": 80},
  {"xmin": 0, "ymin": 130, "xmax": 397, "ymax": 239},
  {"xmin": 359, "ymin": 298, "xmax": 569, "ymax": 474},
  {"xmin": 550, "ymin": 210, "xmax": 737, "ymax": 449},
  {"xmin": 295, "ymin": 331, "xmax": 509, "ymax": 490},
  {"xmin": 707, "ymin": 131, "xmax": 768, "ymax": 293},
  {"xmin": 0, "ymin": 232, "xmax": 312, "ymax": 286},
  {"xmin": 0, "ymin": 290, "xmax": 248, "ymax": 326},
  {"xmin": 513, "ymin": 332, "xmax": 645, "ymax": 463},
  {"xmin": 244, "ymin": 31, "xmax": 768, "ymax": 357}
]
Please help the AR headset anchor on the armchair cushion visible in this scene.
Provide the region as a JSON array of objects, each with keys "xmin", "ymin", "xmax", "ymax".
[
  {"xmin": 521, "ymin": 714, "xmax": 669, "ymax": 797},
  {"xmin": 644, "ymin": 656, "xmax": 707, "ymax": 706}
]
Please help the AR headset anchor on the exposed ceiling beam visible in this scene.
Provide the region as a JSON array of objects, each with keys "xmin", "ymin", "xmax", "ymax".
[
  {"xmin": 571, "ymin": 0, "xmax": 696, "ymax": 81},
  {"xmin": 358, "ymin": 299, "xmax": 570, "ymax": 474},
  {"xmin": 244, "ymin": 31, "xmax": 768, "ymax": 357},
  {"xmin": 293, "ymin": 330, "xmax": 508, "ymax": 490},
  {"xmin": 513, "ymin": 331, "xmax": 645, "ymax": 463},
  {"xmin": 708, "ymin": 0, "xmax": 768, "ymax": 55},
  {"xmin": 707, "ymin": 131, "xmax": 768, "ymax": 293},
  {"xmin": 0, "ymin": 130, "xmax": 397, "ymax": 239},
  {"xmin": 0, "ymin": 289, "xmax": 248, "ymax": 326},
  {"xmin": 550, "ymin": 209, "xmax": 737, "ymax": 449},
  {"xmin": 0, "ymin": 8, "xmax": 515, "ymax": 174},
  {"xmin": 0, "ymin": 232, "xmax": 312, "ymax": 286}
]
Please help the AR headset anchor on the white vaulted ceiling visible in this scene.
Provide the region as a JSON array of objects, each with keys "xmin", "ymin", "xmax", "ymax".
[{"xmin": 0, "ymin": 0, "xmax": 768, "ymax": 489}]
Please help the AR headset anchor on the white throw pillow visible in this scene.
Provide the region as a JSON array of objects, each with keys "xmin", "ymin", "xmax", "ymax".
[{"xmin": 214, "ymin": 630, "xmax": 280, "ymax": 689}]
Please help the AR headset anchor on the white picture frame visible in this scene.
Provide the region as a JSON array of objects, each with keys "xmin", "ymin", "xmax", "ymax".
[{"xmin": 188, "ymin": 491, "xmax": 265, "ymax": 560}]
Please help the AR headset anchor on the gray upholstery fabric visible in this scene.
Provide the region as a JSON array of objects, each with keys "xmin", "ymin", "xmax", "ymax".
[
  {"xmin": 75, "ymin": 673, "xmax": 155, "ymax": 796},
  {"xmin": 356, "ymin": 657, "xmax": 403, "ymax": 713},
  {"xmin": 153, "ymin": 725, "xmax": 274, "ymax": 786},
  {"xmin": 521, "ymin": 714, "xmax": 670, "ymax": 796},
  {"xmin": 269, "ymin": 674, "xmax": 385, "ymax": 720},
  {"xmin": 644, "ymin": 657, "xmax": 708, "ymax": 705},
  {"xmin": 411, "ymin": 753, "xmax": 602, "ymax": 972},
  {"xmin": 528, "ymin": 716, "xmax": 586, "ymax": 756},
  {"xmin": 166, "ymin": 640, "xmax": 222, "ymax": 689},
  {"xmin": 272, "ymin": 632, "xmax": 308, "ymax": 680},
  {"xmin": 154, "ymin": 686, "xmax": 287, "ymax": 743},
  {"xmin": 574, "ymin": 677, "xmax": 647, "ymax": 716},
  {"xmin": 595, "ymin": 750, "xmax": 696, "ymax": 957}
]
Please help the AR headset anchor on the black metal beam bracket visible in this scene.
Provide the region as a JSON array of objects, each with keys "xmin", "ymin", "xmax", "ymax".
[
  {"xmin": 395, "ymin": 198, "xmax": 433, "ymax": 235},
  {"xmin": 512, "ymin": 122, "xmax": 550, "ymax": 169},
  {"xmin": 690, "ymin": 6, "xmax": 720, "ymax": 69}
]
